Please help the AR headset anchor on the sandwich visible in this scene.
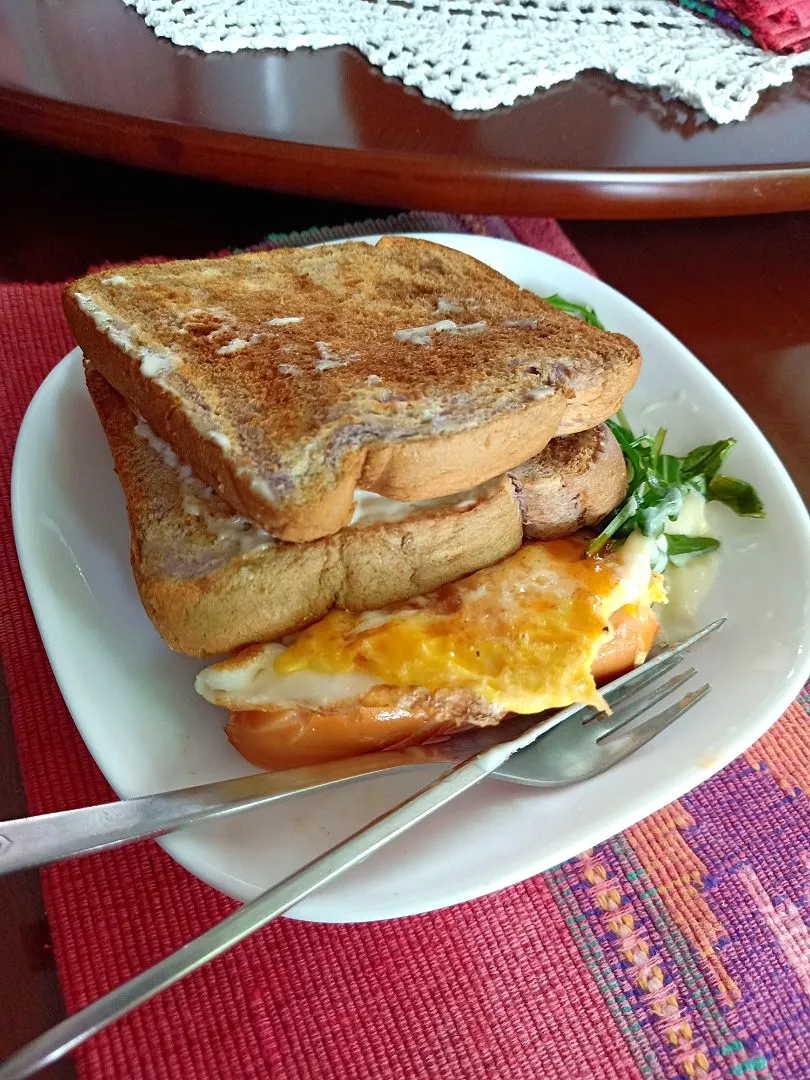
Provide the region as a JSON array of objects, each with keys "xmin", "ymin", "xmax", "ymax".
[{"xmin": 67, "ymin": 236, "xmax": 758, "ymax": 774}]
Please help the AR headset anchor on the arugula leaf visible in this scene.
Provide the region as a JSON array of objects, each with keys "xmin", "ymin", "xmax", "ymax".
[
  {"xmin": 655, "ymin": 453, "xmax": 682, "ymax": 484},
  {"xmin": 544, "ymin": 293, "xmax": 605, "ymax": 330},
  {"xmin": 665, "ymin": 534, "xmax": 721, "ymax": 566},
  {"xmin": 608, "ymin": 423, "xmax": 645, "ymax": 480},
  {"xmin": 707, "ymin": 475, "xmax": 766, "ymax": 517},
  {"xmin": 587, "ymin": 414, "xmax": 765, "ymax": 567},
  {"xmin": 587, "ymin": 486, "xmax": 644, "ymax": 554},
  {"xmin": 680, "ymin": 439, "xmax": 736, "ymax": 493}
]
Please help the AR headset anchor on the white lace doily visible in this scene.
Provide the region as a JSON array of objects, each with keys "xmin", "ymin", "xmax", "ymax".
[{"xmin": 123, "ymin": 0, "xmax": 809, "ymax": 124}]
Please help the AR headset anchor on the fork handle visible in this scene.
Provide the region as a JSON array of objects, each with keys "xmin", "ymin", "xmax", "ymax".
[
  {"xmin": 0, "ymin": 756, "xmax": 486, "ymax": 1080},
  {"xmin": 0, "ymin": 747, "xmax": 449, "ymax": 876}
]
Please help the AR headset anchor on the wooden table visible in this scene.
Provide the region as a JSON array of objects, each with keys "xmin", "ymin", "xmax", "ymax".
[
  {"xmin": 0, "ymin": 138, "xmax": 808, "ymax": 1078},
  {"xmin": 2, "ymin": 0, "xmax": 810, "ymax": 217}
]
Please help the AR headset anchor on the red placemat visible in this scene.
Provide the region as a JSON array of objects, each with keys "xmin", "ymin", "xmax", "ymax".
[{"xmin": 2, "ymin": 211, "xmax": 810, "ymax": 1080}]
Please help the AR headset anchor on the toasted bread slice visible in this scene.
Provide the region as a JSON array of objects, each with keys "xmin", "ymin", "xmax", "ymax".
[
  {"xmin": 87, "ymin": 367, "xmax": 627, "ymax": 657},
  {"xmin": 66, "ymin": 237, "xmax": 640, "ymax": 542}
]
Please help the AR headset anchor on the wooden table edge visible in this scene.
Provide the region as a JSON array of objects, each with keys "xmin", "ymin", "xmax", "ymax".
[{"xmin": 3, "ymin": 86, "xmax": 810, "ymax": 218}]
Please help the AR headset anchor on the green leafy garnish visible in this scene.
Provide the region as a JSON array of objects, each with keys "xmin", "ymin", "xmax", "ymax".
[
  {"xmin": 587, "ymin": 410, "xmax": 765, "ymax": 570},
  {"xmin": 664, "ymin": 534, "xmax": 721, "ymax": 566},
  {"xmin": 705, "ymin": 475, "xmax": 765, "ymax": 517},
  {"xmin": 544, "ymin": 294, "xmax": 605, "ymax": 330}
]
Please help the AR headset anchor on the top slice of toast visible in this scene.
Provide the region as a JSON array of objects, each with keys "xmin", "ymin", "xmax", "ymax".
[{"xmin": 64, "ymin": 237, "xmax": 640, "ymax": 541}]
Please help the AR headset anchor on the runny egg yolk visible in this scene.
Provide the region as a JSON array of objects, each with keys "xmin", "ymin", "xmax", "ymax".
[{"xmin": 273, "ymin": 537, "xmax": 661, "ymax": 715}]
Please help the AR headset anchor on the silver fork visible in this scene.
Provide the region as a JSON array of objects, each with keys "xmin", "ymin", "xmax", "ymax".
[
  {"xmin": 0, "ymin": 620, "xmax": 720, "ymax": 1080},
  {"xmin": 0, "ymin": 620, "xmax": 719, "ymax": 877}
]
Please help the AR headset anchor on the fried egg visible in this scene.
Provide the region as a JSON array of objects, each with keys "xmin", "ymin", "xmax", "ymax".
[{"xmin": 197, "ymin": 532, "xmax": 665, "ymax": 729}]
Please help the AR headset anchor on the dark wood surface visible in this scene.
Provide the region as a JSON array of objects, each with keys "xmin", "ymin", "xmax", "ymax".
[
  {"xmin": 0, "ymin": 138, "xmax": 808, "ymax": 1075},
  {"xmin": 3, "ymin": 0, "xmax": 810, "ymax": 217}
]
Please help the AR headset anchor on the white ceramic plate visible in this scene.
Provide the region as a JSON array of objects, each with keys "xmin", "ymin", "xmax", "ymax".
[{"xmin": 12, "ymin": 233, "xmax": 810, "ymax": 923}]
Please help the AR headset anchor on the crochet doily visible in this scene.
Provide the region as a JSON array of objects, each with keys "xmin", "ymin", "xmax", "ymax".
[{"xmin": 122, "ymin": 0, "xmax": 810, "ymax": 123}]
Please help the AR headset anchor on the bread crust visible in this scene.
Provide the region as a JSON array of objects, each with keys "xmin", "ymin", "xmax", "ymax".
[{"xmin": 65, "ymin": 237, "xmax": 640, "ymax": 542}]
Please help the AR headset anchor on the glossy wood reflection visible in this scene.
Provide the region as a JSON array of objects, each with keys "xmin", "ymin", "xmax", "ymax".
[{"xmin": 1, "ymin": 0, "xmax": 810, "ymax": 215}]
